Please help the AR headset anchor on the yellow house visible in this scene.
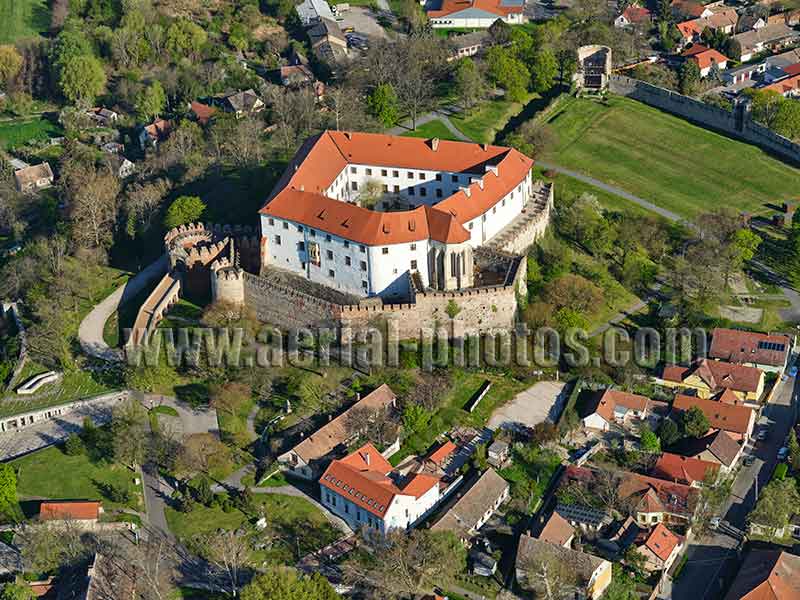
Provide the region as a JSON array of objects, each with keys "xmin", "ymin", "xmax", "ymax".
[{"xmin": 659, "ymin": 358, "xmax": 764, "ymax": 403}]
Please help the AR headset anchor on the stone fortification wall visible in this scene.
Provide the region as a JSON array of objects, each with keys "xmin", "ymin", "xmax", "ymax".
[{"xmin": 609, "ymin": 75, "xmax": 800, "ymax": 165}]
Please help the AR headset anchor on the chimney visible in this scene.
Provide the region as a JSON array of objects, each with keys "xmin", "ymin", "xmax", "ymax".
[
  {"xmin": 364, "ymin": 451, "xmax": 371, "ymax": 466},
  {"xmin": 345, "ymin": 132, "xmax": 352, "ymax": 140},
  {"xmin": 481, "ymin": 143, "xmax": 489, "ymax": 151},
  {"xmin": 356, "ymin": 392, "xmax": 361, "ymax": 401},
  {"xmin": 431, "ymin": 137, "xmax": 440, "ymax": 151}
]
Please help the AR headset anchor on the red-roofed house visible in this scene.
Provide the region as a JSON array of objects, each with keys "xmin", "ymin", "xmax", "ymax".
[
  {"xmin": 426, "ymin": 0, "xmax": 525, "ymax": 28},
  {"xmin": 660, "ymin": 358, "xmax": 765, "ymax": 402},
  {"xmin": 320, "ymin": 442, "xmax": 442, "ymax": 533},
  {"xmin": 190, "ymin": 101, "xmax": 217, "ymax": 126},
  {"xmin": 636, "ymin": 523, "xmax": 684, "ymax": 572},
  {"xmin": 724, "ymin": 548, "xmax": 800, "ymax": 600},
  {"xmin": 653, "ymin": 452, "xmax": 720, "ymax": 486},
  {"xmin": 672, "ymin": 394, "xmax": 756, "ymax": 442},
  {"xmin": 764, "ymin": 73, "xmax": 800, "ymax": 96},
  {"xmin": 39, "ymin": 501, "xmax": 102, "ymax": 524},
  {"xmin": 581, "ymin": 389, "xmax": 667, "ymax": 431},
  {"xmin": 682, "ymin": 44, "xmax": 729, "ymax": 76},
  {"xmin": 428, "ymin": 440, "xmax": 458, "ymax": 466},
  {"xmin": 615, "ymin": 5, "xmax": 651, "ymax": 28},
  {"xmin": 709, "ymin": 328, "xmax": 792, "ymax": 372}
]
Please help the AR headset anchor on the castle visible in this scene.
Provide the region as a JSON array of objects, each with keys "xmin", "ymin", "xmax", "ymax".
[{"xmin": 130, "ymin": 132, "xmax": 552, "ymax": 343}]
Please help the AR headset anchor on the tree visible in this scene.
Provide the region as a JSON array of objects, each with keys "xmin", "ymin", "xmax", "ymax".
[
  {"xmin": 0, "ymin": 579, "xmax": 35, "ymax": 600},
  {"xmin": 166, "ymin": 19, "xmax": 207, "ymax": 60},
  {"xmin": 196, "ymin": 530, "xmax": 254, "ymax": 597},
  {"xmin": 58, "ymin": 54, "xmax": 106, "ymax": 106},
  {"xmin": 176, "ymin": 433, "xmax": 232, "ymax": 477},
  {"xmin": 678, "ymin": 59, "xmax": 700, "ymax": 96},
  {"xmin": 486, "ymin": 46, "xmax": 530, "ymax": 102},
  {"xmin": 163, "ymin": 195, "xmax": 205, "ymax": 229},
  {"xmin": 681, "ymin": 406, "xmax": 710, "ymax": 438},
  {"xmin": 543, "ymin": 274, "xmax": 603, "ymax": 314},
  {"xmin": 454, "ymin": 58, "xmax": 486, "ymax": 113},
  {"xmin": 788, "ymin": 429, "xmax": 800, "ymax": 471},
  {"xmin": 367, "ymin": 83, "xmax": 400, "ymax": 128},
  {"xmin": 743, "ymin": 88, "xmax": 784, "ymax": 129},
  {"xmin": 210, "ymin": 382, "xmax": 252, "ymax": 416},
  {"xmin": 0, "ymin": 464, "xmax": 18, "ymax": 522},
  {"xmin": 658, "ymin": 418, "xmax": 680, "ymax": 447},
  {"xmin": 136, "ymin": 80, "xmax": 166, "ymax": 122},
  {"xmin": 62, "ymin": 158, "xmax": 120, "ymax": 254},
  {"xmin": 750, "ymin": 478, "xmax": 800, "ymax": 538},
  {"xmin": 530, "ymin": 48, "xmax": 558, "ymax": 93},
  {"xmin": 18, "ymin": 521, "xmax": 86, "ymax": 574},
  {"xmin": 639, "ymin": 425, "xmax": 661, "ymax": 453},
  {"xmin": 242, "ymin": 567, "xmax": 340, "ymax": 599},
  {"xmin": 112, "ymin": 398, "xmax": 149, "ymax": 468},
  {"xmin": 517, "ymin": 544, "xmax": 578, "ymax": 599},
  {"xmin": 0, "ymin": 46, "xmax": 22, "ymax": 89}
]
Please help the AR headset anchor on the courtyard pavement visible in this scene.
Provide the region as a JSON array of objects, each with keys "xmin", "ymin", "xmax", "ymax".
[{"xmin": 487, "ymin": 380, "xmax": 567, "ymax": 431}]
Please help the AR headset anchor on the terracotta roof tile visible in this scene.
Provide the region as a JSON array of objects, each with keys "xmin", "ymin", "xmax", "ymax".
[
  {"xmin": 724, "ymin": 549, "xmax": 800, "ymax": 600},
  {"xmin": 663, "ymin": 359, "xmax": 763, "ymax": 394},
  {"xmin": 642, "ymin": 523, "xmax": 682, "ymax": 562},
  {"xmin": 428, "ymin": 440, "xmax": 458, "ymax": 466},
  {"xmin": 39, "ymin": 501, "xmax": 101, "ymax": 521},
  {"xmin": 537, "ymin": 509, "xmax": 575, "ymax": 546},
  {"xmin": 428, "ymin": 0, "xmax": 524, "ymax": 19},
  {"xmin": 653, "ymin": 452, "xmax": 719, "ymax": 485},
  {"xmin": 673, "ymin": 394, "xmax": 754, "ymax": 435},
  {"xmin": 621, "ymin": 5, "xmax": 651, "ymax": 22},
  {"xmin": 710, "ymin": 328, "xmax": 791, "ymax": 367}
]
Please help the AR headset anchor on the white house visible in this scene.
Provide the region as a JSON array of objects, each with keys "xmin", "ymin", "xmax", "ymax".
[
  {"xmin": 320, "ymin": 442, "xmax": 441, "ymax": 533},
  {"xmin": 261, "ymin": 131, "xmax": 536, "ymax": 299},
  {"xmin": 426, "ymin": 0, "xmax": 524, "ymax": 29}
]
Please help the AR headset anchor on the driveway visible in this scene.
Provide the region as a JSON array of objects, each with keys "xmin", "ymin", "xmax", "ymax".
[
  {"xmin": 337, "ymin": 7, "xmax": 388, "ymax": 39},
  {"xmin": 144, "ymin": 394, "xmax": 219, "ymax": 437},
  {"xmin": 487, "ymin": 381, "xmax": 567, "ymax": 431}
]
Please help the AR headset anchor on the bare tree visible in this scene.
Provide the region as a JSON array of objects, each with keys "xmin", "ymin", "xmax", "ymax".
[
  {"xmin": 345, "ymin": 405, "xmax": 399, "ymax": 448},
  {"xmin": 519, "ymin": 549, "xmax": 579, "ymax": 600},
  {"xmin": 127, "ymin": 530, "xmax": 173, "ymax": 600},
  {"xmin": 195, "ymin": 530, "xmax": 254, "ymax": 597}
]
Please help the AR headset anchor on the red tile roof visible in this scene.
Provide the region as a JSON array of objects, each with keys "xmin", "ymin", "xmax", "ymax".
[
  {"xmin": 673, "ymin": 394, "xmax": 754, "ymax": 435},
  {"xmin": 642, "ymin": 523, "xmax": 682, "ymax": 562},
  {"xmin": 783, "ymin": 62, "xmax": 800, "ymax": 76},
  {"xmin": 764, "ymin": 73, "xmax": 800, "ymax": 94},
  {"xmin": 320, "ymin": 442, "xmax": 439, "ymax": 519},
  {"xmin": 588, "ymin": 389, "xmax": 650, "ymax": 422},
  {"xmin": 538, "ymin": 510, "xmax": 575, "ymax": 546},
  {"xmin": 678, "ymin": 21, "xmax": 704, "ymax": 38},
  {"xmin": 428, "ymin": 440, "xmax": 458, "ymax": 466},
  {"xmin": 621, "ymin": 5, "xmax": 651, "ymax": 22},
  {"xmin": 671, "ymin": 0, "xmax": 707, "ymax": 18},
  {"xmin": 262, "ymin": 131, "xmax": 533, "ymax": 246},
  {"xmin": 39, "ymin": 501, "xmax": 101, "ymax": 521},
  {"xmin": 190, "ymin": 101, "xmax": 216, "ymax": 125},
  {"xmin": 653, "ymin": 452, "xmax": 720, "ymax": 485},
  {"xmin": 662, "ymin": 358, "xmax": 763, "ymax": 394},
  {"xmin": 724, "ymin": 549, "xmax": 800, "ymax": 600},
  {"xmin": 682, "ymin": 44, "xmax": 729, "ymax": 70},
  {"xmin": 428, "ymin": 0, "xmax": 524, "ymax": 18},
  {"xmin": 709, "ymin": 328, "xmax": 791, "ymax": 367}
]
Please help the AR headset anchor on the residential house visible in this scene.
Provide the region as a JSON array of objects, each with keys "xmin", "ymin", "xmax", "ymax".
[
  {"xmin": 428, "ymin": 440, "xmax": 458, "ymax": 468},
  {"xmin": 559, "ymin": 466, "xmax": 699, "ymax": 528},
  {"xmin": 487, "ymin": 440, "xmax": 510, "ymax": 468},
  {"xmin": 426, "ymin": 0, "xmax": 525, "ymax": 29},
  {"xmin": 449, "ymin": 30, "xmax": 490, "ymax": 60},
  {"xmin": 671, "ymin": 0, "xmax": 713, "ymax": 20},
  {"xmin": 677, "ymin": 7, "xmax": 738, "ymax": 45},
  {"xmin": 320, "ymin": 442, "xmax": 441, "ymax": 533},
  {"xmin": 296, "ymin": 0, "xmax": 335, "ymax": 26},
  {"xmin": 105, "ymin": 154, "xmax": 135, "ymax": 179},
  {"xmin": 723, "ymin": 548, "xmax": 800, "ymax": 600},
  {"xmin": 516, "ymin": 534, "xmax": 613, "ymax": 600},
  {"xmin": 615, "ymin": 5, "xmax": 651, "ymax": 28},
  {"xmin": 670, "ymin": 429, "xmax": 743, "ymax": 471},
  {"xmin": 39, "ymin": 501, "xmax": 103, "ymax": 526},
  {"xmin": 278, "ymin": 383, "xmax": 398, "ymax": 479},
  {"xmin": 709, "ymin": 328, "xmax": 792, "ymax": 373},
  {"xmin": 85, "ymin": 553, "xmax": 137, "ymax": 600},
  {"xmin": 554, "ymin": 503, "xmax": 613, "ymax": 535},
  {"xmin": 660, "ymin": 358, "xmax": 765, "ymax": 402},
  {"xmin": 220, "ymin": 89, "xmax": 264, "ymax": 117},
  {"xmin": 722, "ymin": 62, "xmax": 766, "ymax": 86},
  {"xmin": 767, "ymin": 9, "xmax": 800, "ymax": 26},
  {"xmin": 671, "ymin": 394, "xmax": 756, "ymax": 442},
  {"xmin": 731, "ymin": 23, "xmax": 800, "ymax": 61},
  {"xmin": 764, "ymin": 72, "xmax": 800, "ymax": 95},
  {"xmin": 635, "ymin": 523, "xmax": 684, "ymax": 572},
  {"xmin": 190, "ymin": 101, "xmax": 217, "ymax": 126},
  {"xmin": 138, "ymin": 119, "xmax": 172, "ymax": 150},
  {"xmin": 737, "ymin": 14, "xmax": 767, "ymax": 33},
  {"xmin": 280, "ymin": 64, "xmax": 315, "ymax": 87},
  {"xmin": 308, "ymin": 18, "xmax": 349, "ymax": 63},
  {"xmin": 682, "ymin": 44, "xmax": 729, "ymax": 77},
  {"xmin": 86, "ymin": 107, "xmax": 118, "ymax": 126},
  {"xmin": 652, "ymin": 452, "xmax": 720, "ymax": 487},
  {"xmin": 581, "ymin": 389, "xmax": 667, "ymax": 431},
  {"xmin": 14, "ymin": 163, "xmax": 53, "ymax": 194},
  {"xmin": 430, "ymin": 468, "xmax": 509, "ymax": 542},
  {"xmin": 535, "ymin": 509, "xmax": 576, "ymax": 547}
]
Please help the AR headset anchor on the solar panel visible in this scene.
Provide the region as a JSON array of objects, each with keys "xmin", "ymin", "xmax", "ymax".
[{"xmin": 757, "ymin": 341, "xmax": 786, "ymax": 352}]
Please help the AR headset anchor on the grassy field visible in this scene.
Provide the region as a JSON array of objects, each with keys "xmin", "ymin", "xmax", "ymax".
[
  {"xmin": 402, "ymin": 119, "xmax": 458, "ymax": 141},
  {"xmin": 0, "ymin": 0, "xmax": 50, "ymax": 43},
  {"xmin": 450, "ymin": 94, "xmax": 535, "ymax": 144},
  {"xmin": 0, "ymin": 117, "xmax": 62, "ymax": 150},
  {"xmin": 12, "ymin": 445, "xmax": 143, "ymax": 511},
  {"xmin": 542, "ymin": 96, "xmax": 800, "ymax": 220}
]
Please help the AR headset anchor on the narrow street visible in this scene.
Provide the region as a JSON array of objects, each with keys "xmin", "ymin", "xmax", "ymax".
[{"xmin": 671, "ymin": 374, "xmax": 797, "ymax": 600}]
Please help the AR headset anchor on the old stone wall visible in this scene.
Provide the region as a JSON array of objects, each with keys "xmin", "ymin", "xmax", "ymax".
[
  {"xmin": 243, "ymin": 272, "xmax": 340, "ymax": 330},
  {"xmin": 609, "ymin": 75, "xmax": 800, "ymax": 165}
]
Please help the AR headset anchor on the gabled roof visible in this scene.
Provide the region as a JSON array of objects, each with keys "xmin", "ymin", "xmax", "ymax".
[
  {"xmin": 431, "ymin": 468, "xmax": 509, "ymax": 536},
  {"xmin": 707, "ymin": 430, "xmax": 741, "ymax": 466},
  {"xmin": 641, "ymin": 523, "xmax": 682, "ymax": 562},
  {"xmin": 710, "ymin": 328, "xmax": 791, "ymax": 367},
  {"xmin": 428, "ymin": 440, "xmax": 458, "ymax": 466},
  {"xmin": 678, "ymin": 20, "xmax": 704, "ymax": 38},
  {"xmin": 620, "ymin": 5, "xmax": 651, "ymax": 22},
  {"xmin": 286, "ymin": 384, "xmax": 396, "ymax": 465},
  {"xmin": 537, "ymin": 509, "xmax": 575, "ymax": 546},
  {"xmin": 653, "ymin": 452, "xmax": 719, "ymax": 485},
  {"xmin": 14, "ymin": 163, "xmax": 53, "ymax": 187},
  {"xmin": 427, "ymin": 0, "xmax": 524, "ymax": 18},
  {"xmin": 662, "ymin": 358, "xmax": 763, "ymax": 394},
  {"xmin": 672, "ymin": 394, "xmax": 754, "ymax": 435},
  {"xmin": 190, "ymin": 101, "xmax": 217, "ymax": 125},
  {"xmin": 682, "ymin": 44, "xmax": 729, "ymax": 70},
  {"xmin": 586, "ymin": 388, "xmax": 650, "ymax": 423},
  {"xmin": 724, "ymin": 549, "xmax": 800, "ymax": 600},
  {"xmin": 671, "ymin": 0, "xmax": 708, "ymax": 18},
  {"xmin": 733, "ymin": 22, "xmax": 800, "ymax": 52},
  {"xmin": 517, "ymin": 535, "xmax": 608, "ymax": 585},
  {"xmin": 39, "ymin": 501, "xmax": 101, "ymax": 521}
]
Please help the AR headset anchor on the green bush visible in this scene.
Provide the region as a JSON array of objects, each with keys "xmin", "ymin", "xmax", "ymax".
[{"xmin": 774, "ymin": 462, "xmax": 788, "ymax": 481}]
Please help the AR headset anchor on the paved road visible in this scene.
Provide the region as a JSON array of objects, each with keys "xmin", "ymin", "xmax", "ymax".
[
  {"xmin": 671, "ymin": 374, "xmax": 797, "ymax": 600},
  {"xmin": 77, "ymin": 254, "xmax": 168, "ymax": 361},
  {"xmin": 141, "ymin": 463, "xmax": 173, "ymax": 535}
]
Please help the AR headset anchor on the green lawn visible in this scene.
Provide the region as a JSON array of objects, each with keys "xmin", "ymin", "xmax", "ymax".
[
  {"xmin": 0, "ymin": 0, "xmax": 50, "ymax": 43},
  {"xmin": 12, "ymin": 445, "xmax": 143, "ymax": 511},
  {"xmin": 543, "ymin": 96, "xmax": 800, "ymax": 220},
  {"xmin": 450, "ymin": 94, "xmax": 535, "ymax": 144},
  {"xmin": 402, "ymin": 119, "xmax": 459, "ymax": 141},
  {"xmin": 0, "ymin": 117, "xmax": 61, "ymax": 149},
  {"xmin": 166, "ymin": 493, "xmax": 339, "ymax": 563}
]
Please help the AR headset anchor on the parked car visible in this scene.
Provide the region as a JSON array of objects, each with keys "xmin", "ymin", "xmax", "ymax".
[
  {"xmin": 778, "ymin": 446, "xmax": 789, "ymax": 460},
  {"xmin": 757, "ymin": 429, "xmax": 768, "ymax": 442},
  {"xmin": 743, "ymin": 455, "xmax": 755, "ymax": 466},
  {"xmin": 789, "ymin": 366, "xmax": 798, "ymax": 378}
]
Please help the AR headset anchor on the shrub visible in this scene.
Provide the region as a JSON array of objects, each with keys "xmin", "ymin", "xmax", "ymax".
[
  {"xmin": 64, "ymin": 434, "xmax": 85, "ymax": 456},
  {"xmin": 774, "ymin": 462, "xmax": 788, "ymax": 481}
]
